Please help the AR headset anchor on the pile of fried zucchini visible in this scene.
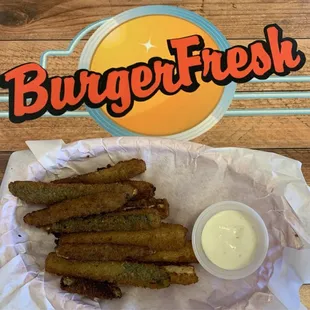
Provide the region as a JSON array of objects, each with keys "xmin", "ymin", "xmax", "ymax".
[{"xmin": 9, "ymin": 159, "xmax": 198, "ymax": 300}]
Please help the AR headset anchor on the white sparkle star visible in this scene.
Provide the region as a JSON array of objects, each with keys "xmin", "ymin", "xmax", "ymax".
[{"xmin": 141, "ymin": 38, "xmax": 156, "ymax": 52}]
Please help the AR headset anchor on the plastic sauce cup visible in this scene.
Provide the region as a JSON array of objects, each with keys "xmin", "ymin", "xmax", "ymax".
[{"xmin": 192, "ymin": 201, "xmax": 269, "ymax": 280}]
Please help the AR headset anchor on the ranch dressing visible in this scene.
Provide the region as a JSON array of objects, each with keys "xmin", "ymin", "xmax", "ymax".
[{"xmin": 201, "ymin": 210, "xmax": 257, "ymax": 270}]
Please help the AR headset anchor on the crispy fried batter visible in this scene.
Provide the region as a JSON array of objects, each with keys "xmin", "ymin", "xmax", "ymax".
[
  {"xmin": 8, "ymin": 181, "xmax": 136, "ymax": 205},
  {"xmin": 123, "ymin": 181, "xmax": 156, "ymax": 200},
  {"xmin": 23, "ymin": 191, "xmax": 131, "ymax": 227},
  {"xmin": 46, "ymin": 209, "xmax": 162, "ymax": 234},
  {"xmin": 59, "ymin": 223, "xmax": 187, "ymax": 250},
  {"xmin": 122, "ymin": 198, "xmax": 169, "ymax": 219},
  {"xmin": 56, "ymin": 243, "xmax": 154, "ymax": 261},
  {"xmin": 60, "ymin": 277, "xmax": 122, "ymax": 299},
  {"xmin": 139, "ymin": 241, "xmax": 198, "ymax": 264},
  {"xmin": 55, "ymin": 241, "xmax": 197, "ymax": 264},
  {"xmin": 46, "ymin": 253, "xmax": 170, "ymax": 289},
  {"xmin": 162, "ymin": 265, "xmax": 198, "ymax": 285},
  {"xmin": 53, "ymin": 159, "xmax": 146, "ymax": 184}
]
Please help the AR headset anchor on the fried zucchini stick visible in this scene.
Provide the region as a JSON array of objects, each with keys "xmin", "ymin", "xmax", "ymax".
[
  {"xmin": 59, "ymin": 223, "xmax": 187, "ymax": 250},
  {"xmin": 139, "ymin": 241, "xmax": 198, "ymax": 264},
  {"xmin": 122, "ymin": 198, "xmax": 169, "ymax": 219},
  {"xmin": 8, "ymin": 181, "xmax": 136, "ymax": 205},
  {"xmin": 60, "ymin": 277, "xmax": 122, "ymax": 299},
  {"xmin": 46, "ymin": 253, "xmax": 170, "ymax": 289},
  {"xmin": 46, "ymin": 209, "xmax": 162, "ymax": 233},
  {"xmin": 163, "ymin": 265, "xmax": 198, "ymax": 285},
  {"xmin": 124, "ymin": 181, "xmax": 156, "ymax": 200},
  {"xmin": 55, "ymin": 241, "xmax": 197, "ymax": 264},
  {"xmin": 53, "ymin": 159, "xmax": 146, "ymax": 184},
  {"xmin": 24, "ymin": 192, "xmax": 131, "ymax": 227},
  {"xmin": 56, "ymin": 243, "xmax": 154, "ymax": 261}
]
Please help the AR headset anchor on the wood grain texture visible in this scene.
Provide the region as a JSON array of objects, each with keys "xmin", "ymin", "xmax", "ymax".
[
  {"xmin": 0, "ymin": 0, "xmax": 310, "ymax": 40},
  {"xmin": 1, "ymin": 99, "xmax": 310, "ymax": 111},
  {"xmin": 0, "ymin": 115, "xmax": 309, "ymax": 150},
  {"xmin": 0, "ymin": 151, "xmax": 11, "ymax": 180},
  {"xmin": 193, "ymin": 115, "xmax": 310, "ymax": 148},
  {"xmin": 1, "ymin": 39, "xmax": 310, "ymax": 92}
]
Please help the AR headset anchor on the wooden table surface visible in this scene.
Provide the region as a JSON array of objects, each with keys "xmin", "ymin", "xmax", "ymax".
[{"xmin": 0, "ymin": 0, "xmax": 310, "ymax": 308}]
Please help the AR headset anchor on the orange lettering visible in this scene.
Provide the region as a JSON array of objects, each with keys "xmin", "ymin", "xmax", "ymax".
[
  {"xmin": 266, "ymin": 25, "xmax": 304, "ymax": 74},
  {"xmin": 168, "ymin": 35, "xmax": 202, "ymax": 90},
  {"xmin": 131, "ymin": 65, "xmax": 156, "ymax": 98},
  {"xmin": 106, "ymin": 70, "xmax": 132, "ymax": 116},
  {"xmin": 249, "ymin": 41, "xmax": 272, "ymax": 76},
  {"xmin": 82, "ymin": 71, "xmax": 106, "ymax": 104},
  {"xmin": 201, "ymin": 49, "xmax": 229, "ymax": 81},
  {"xmin": 227, "ymin": 47, "xmax": 251, "ymax": 79},
  {"xmin": 154, "ymin": 60, "xmax": 182, "ymax": 94},
  {"xmin": 1, "ymin": 63, "xmax": 48, "ymax": 122},
  {"xmin": 0, "ymin": 25, "xmax": 305, "ymax": 124}
]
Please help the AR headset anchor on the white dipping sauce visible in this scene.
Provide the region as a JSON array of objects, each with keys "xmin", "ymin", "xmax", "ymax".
[{"xmin": 201, "ymin": 210, "xmax": 257, "ymax": 270}]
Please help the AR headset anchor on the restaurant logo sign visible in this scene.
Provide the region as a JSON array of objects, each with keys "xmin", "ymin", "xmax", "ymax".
[{"xmin": 0, "ymin": 6, "xmax": 306, "ymax": 140}]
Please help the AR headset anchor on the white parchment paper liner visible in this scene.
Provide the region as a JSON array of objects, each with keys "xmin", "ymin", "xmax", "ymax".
[{"xmin": 0, "ymin": 137, "xmax": 309, "ymax": 310}]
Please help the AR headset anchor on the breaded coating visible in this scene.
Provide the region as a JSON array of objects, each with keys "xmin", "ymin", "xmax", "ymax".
[
  {"xmin": 59, "ymin": 223, "xmax": 187, "ymax": 250},
  {"xmin": 55, "ymin": 242, "xmax": 196, "ymax": 264},
  {"xmin": 46, "ymin": 253, "xmax": 170, "ymax": 289},
  {"xmin": 124, "ymin": 181, "xmax": 156, "ymax": 200},
  {"xmin": 46, "ymin": 209, "xmax": 161, "ymax": 234},
  {"xmin": 53, "ymin": 159, "xmax": 146, "ymax": 184},
  {"xmin": 162, "ymin": 265, "xmax": 198, "ymax": 285},
  {"xmin": 60, "ymin": 277, "xmax": 122, "ymax": 299},
  {"xmin": 8, "ymin": 181, "xmax": 136, "ymax": 205},
  {"xmin": 122, "ymin": 198, "xmax": 169, "ymax": 219},
  {"xmin": 56, "ymin": 243, "xmax": 154, "ymax": 261},
  {"xmin": 139, "ymin": 241, "xmax": 198, "ymax": 264},
  {"xmin": 23, "ymin": 192, "xmax": 131, "ymax": 227}
]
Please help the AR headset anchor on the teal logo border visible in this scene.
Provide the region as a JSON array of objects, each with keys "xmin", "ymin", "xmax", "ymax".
[{"xmin": 79, "ymin": 5, "xmax": 237, "ymax": 139}]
